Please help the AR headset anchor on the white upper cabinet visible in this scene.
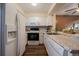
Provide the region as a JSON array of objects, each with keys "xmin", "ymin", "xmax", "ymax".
[
  {"xmin": 25, "ymin": 16, "xmax": 53, "ymax": 26},
  {"xmin": 46, "ymin": 16, "xmax": 53, "ymax": 26},
  {"xmin": 25, "ymin": 17, "xmax": 39, "ymax": 26}
]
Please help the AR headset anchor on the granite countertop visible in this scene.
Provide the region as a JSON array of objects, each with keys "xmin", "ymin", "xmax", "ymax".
[{"xmin": 47, "ymin": 34, "xmax": 79, "ymax": 51}]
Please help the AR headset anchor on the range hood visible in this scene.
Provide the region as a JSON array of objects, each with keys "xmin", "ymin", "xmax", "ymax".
[{"xmin": 26, "ymin": 22, "xmax": 52, "ymax": 27}]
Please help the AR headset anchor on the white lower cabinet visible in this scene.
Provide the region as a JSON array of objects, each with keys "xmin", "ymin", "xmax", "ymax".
[
  {"xmin": 44, "ymin": 35, "xmax": 66, "ymax": 56},
  {"xmin": 50, "ymin": 39, "xmax": 64, "ymax": 55},
  {"xmin": 44, "ymin": 34, "xmax": 79, "ymax": 56},
  {"xmin": 39, "ymin": 33, "xmax": 44, "ymax": 44},
  {"xmin": 46, "ymin": 41, "xmax": 60, "ymax": 56}
]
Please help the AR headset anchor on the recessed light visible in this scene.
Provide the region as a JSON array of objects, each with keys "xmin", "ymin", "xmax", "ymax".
[{"xmin": 32, "ymin": 3, "xmax": 37, "ymax": 6}]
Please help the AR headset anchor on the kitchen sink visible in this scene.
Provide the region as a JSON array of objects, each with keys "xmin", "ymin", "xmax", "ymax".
[{"xmin": 47, "ymin": 32, "xmax": 61, "ymax": 35}]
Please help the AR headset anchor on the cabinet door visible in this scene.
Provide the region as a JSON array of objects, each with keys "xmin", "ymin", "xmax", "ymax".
[
  {"xmin": 39, "ymin": 33, "xmax": 44, "ymax": 44},
  {"xmin": 46, "ymin": 16, "xmax": 53, "ymax": 26},
  {"xmin": 50, "ymin": 39, "xmax": 64, "ymax": 55}
]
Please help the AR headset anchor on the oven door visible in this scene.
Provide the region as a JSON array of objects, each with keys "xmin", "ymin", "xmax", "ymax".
[{"xmin": 28, "ymin": 33, "xmax": 39, "ymax": 41}]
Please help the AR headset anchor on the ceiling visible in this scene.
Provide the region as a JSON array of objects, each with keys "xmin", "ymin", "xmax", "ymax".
[
  {"xmin": 18, "ymin": 3, "xmax": 52, "ymax": 14},
  {"xmin": 50, "ymin": 3, "xmax": 79, "ymax": 15},
  {"xmin": 17, "ymin": 3, "xmax": 79, "ymax": 15}
]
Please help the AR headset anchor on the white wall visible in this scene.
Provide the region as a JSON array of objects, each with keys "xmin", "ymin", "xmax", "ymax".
[
  {"xmin": 17, "ymin": 12, "xmax": 26, "ymax": 55},
  {"xmin": 5, "ymin": 3, "xmax": 17, "ymax": 56}
]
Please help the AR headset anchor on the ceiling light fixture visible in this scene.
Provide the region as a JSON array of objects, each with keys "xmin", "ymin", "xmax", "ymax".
[{"xmin": 32, "ymin": 3, "xmax": 37, "ymax": 6}]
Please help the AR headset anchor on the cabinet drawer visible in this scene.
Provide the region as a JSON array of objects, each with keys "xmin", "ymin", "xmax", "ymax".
[
  {"xmin": 49, "ymin": 39, "xmax": 64, "ymax": 55},
  {"xmin": 47, "ymin": 41, "xmax": 60, "ymax": 56}
]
